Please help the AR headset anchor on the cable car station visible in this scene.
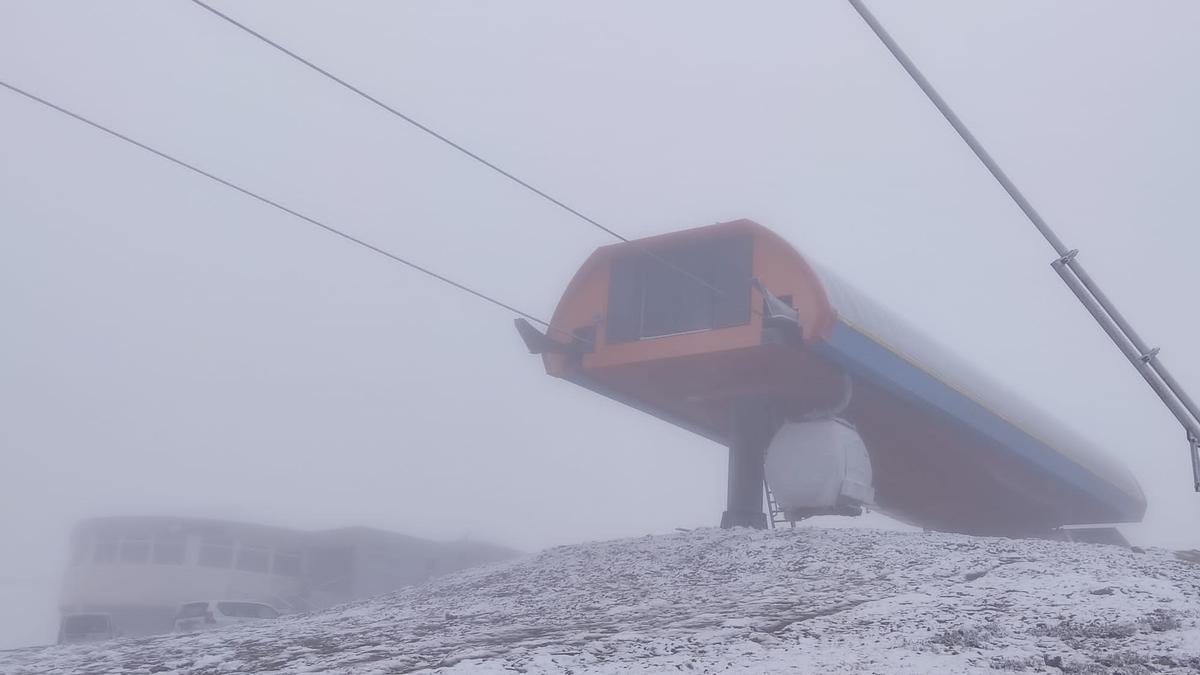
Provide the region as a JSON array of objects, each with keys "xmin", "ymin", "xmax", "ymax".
[{"xmin": 517, "ymin": 219, "xmax": 1146, "ymax": 537}]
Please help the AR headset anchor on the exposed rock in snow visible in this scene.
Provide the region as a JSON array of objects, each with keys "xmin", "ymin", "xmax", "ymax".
[{"xmin": 3, "ymin": 527, "xmax": 1199, "ymax": 674}]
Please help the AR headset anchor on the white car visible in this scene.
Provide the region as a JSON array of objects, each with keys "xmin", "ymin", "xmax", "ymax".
[{"xmin": 173, "ymin": 600, "xmax": 281, "ymax": 632}]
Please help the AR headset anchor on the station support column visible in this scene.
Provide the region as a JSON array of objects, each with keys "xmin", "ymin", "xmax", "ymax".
[{"xmin": 720, "ymin": 399, "xmax": 774, "ymax": 529}]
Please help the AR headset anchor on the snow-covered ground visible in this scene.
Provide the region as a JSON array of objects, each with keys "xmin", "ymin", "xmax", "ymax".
[{"xmin": 3, "ymin": 527, "xmax": 1199, "ymax": 674}]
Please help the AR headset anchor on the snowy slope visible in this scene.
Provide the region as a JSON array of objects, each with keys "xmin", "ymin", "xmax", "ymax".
[{"xmin": 3, "ymin": 528, "xmax": 1199, "ymax": 674}]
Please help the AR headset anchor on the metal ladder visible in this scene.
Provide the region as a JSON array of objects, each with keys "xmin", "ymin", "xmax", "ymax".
[{"xmin": 764, "ymin": 480, "xmax": 791, "ymax": 529}]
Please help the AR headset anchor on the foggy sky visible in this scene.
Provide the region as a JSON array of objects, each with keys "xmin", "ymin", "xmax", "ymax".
[{"xmin": 3, "ymin": 0, "xmax": 1199, "ymax": 649}]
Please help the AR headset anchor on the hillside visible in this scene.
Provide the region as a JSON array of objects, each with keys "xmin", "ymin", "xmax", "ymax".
[{"xmin": 3, "ymin": 527, "xmax": 1199, "ymax": 674}]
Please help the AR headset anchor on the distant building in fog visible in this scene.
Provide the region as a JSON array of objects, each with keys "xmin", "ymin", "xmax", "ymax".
[{"xmin": 60, "ymin": 516, "xmax": 519, "ymax": 636}]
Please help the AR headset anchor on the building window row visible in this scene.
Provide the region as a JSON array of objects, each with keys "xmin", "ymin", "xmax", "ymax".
[
  {"xmin": 84, "ymin": 534, "xmax": 303, "ymax": 577},
  {"xmin": 92, "ymin": 535, "xmax": 185, "ymax": 565}
]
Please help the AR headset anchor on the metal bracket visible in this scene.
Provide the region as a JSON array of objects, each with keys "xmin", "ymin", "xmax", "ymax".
[
  {"xmin": 1140, "ymin": 347, "xmax": 1161, "ymax": 364},
  {"xmin": 753, "ymin": 278, "xmax": 801, "ymax": 329},
  {"xmin": 1189, "ymin": 430, "xmax": 1200, "ymax": 492},
  {"xmin": 514, "ymin": 318, "xmax": 574, "ymax": 355},
  {"xmin": 1053, "ymin": 249, "xmax": 1080, "ymax": 266}
]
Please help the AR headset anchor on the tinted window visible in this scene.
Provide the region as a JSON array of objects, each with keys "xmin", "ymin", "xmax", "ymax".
[
  {"xmin": 217, "ymin": 602, "xmax": 278, "ymax": 619},
  {"xmin": 119, "ymin": 538, "xmax": 150, "ymax": 564},
  {"xmin": 272, "ymin": 549, "xmax": 302, "ymax": 577},
  {"xmin": 197, "ymin": 539, "xmax": 234, "ymax": 568},
  {"xmin": 640, "ymin": 243, "xmax": 714, "ymax": 338},
  {"xmin": 235, "ymin": 546, "xmax": 270, "ymax": 573},
  {"xmin": 153, "ymin": 536, "xmax": 187, "ymax": 565},
  {"xmin": 605, "ymin": 235, "xmax": 752, "ymax": 343},
  {"xmin": 175, "ymin": 602, "xmax": 209, "ymax": 619}
]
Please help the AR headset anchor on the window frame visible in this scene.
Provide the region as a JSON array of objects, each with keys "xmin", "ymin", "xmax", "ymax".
[
  {"xmin": 197, "ymin": 537, "xmax": 235, "ymax": 569},
  {"xmin": 118, "ymin": 538, "xmax": 151, "ymax": 565},
  {"xmin": 152, "ymin": 535, "xmax": 188, "ymax": 565},
  {"xmin": 234, "ymin": 545, "xmax": 271, "ymax": 574},
  {"xmin": 605, "ymin": 234, "xmax": 753, "ymax": 344}
]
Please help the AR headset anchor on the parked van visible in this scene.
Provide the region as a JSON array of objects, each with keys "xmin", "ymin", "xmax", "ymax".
[
  {"xmin": 173, "ymin": 600, "xmax": 280, "ymax": 633},
  {"xmin": 58, "ymin": 613, "xmax": 118, "ymax": 644}
]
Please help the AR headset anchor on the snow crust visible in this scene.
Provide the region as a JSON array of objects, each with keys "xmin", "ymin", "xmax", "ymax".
[{"xmin": 3, "ymin": 527, "xmax": 1199, "ymax": 674}]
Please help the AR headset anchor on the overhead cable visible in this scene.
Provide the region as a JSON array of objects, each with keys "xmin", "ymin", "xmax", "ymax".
[
  {"xmin": 0, "ymin": 79, "xmax": 583, "ymax": 344},
  {"xmin": 187, "ymin": 0, "xmax": 758, "ymax": 316}
]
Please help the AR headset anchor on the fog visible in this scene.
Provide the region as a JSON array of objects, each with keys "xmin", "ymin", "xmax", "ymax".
[{"xmin": 2, "ymin": 0, "xmax": 1199, "ymax": 651}]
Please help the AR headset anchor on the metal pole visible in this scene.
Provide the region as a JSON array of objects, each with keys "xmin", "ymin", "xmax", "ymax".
[
  {"xmin": 844, "ymin": 0, "xmax": 1071, "ymax": 257},
  {"xmin": 1054, "ymin": 261, "xmax": 1200, "ymax": 490},
  {"xmin": 1052, "ymin": 262, "xmax": 1200, "ymax": 439},
  {"xmin": 846, "ymin": 0, "xmax": 1200, "ymax": 490},
  {"xmin": 1067, "ymin": 261, "xmax": 1200, "ymax": 425},
  {"xmin": 721, "ymin": 399, "xmax": 773, "ymax": 529}
]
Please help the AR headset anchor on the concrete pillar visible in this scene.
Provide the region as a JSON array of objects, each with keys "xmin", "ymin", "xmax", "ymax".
[{"xmin": 720, "ymin": 399, "xmax": 775, "ymax": 529}]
